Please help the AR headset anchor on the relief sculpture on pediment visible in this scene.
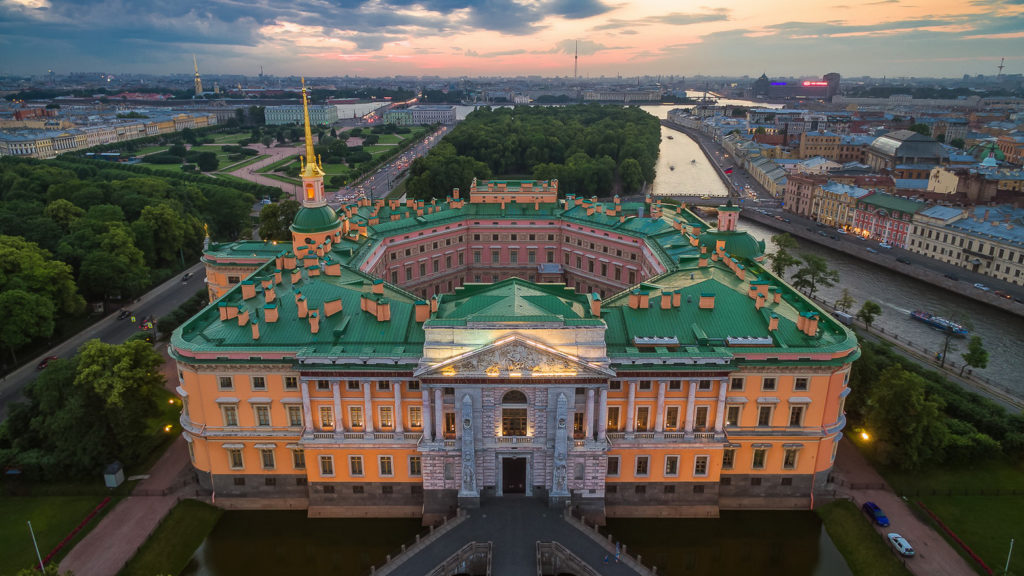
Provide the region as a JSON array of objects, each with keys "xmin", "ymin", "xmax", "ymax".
[{"xmin": 448, "ymin": 341, "xmax": 578, "ymax": 377}]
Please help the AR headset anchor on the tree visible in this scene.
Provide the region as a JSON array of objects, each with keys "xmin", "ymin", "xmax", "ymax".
[
  {"xmin": 950, "ymin": 137, "xmax": 965, "ymax": 150},
  {"xmin": 193, "ymin": 151, "xmax": 219, "ymax": 172},
  {"xmin": 835, "ymin": 288, "xmax": 855, "ymax": 313},
  {"xmin": 766, "ymin": 233, "xmax": 800, "ymax": 278},
  {"xmin": 258, "ymin": 200, "xmax": 301, "ymax": 241},
  {"xmin": 864, "ymin": 366, "xmax": 948, "ymax": 470},
  {"xmin": 960, "ymin": 336, "xmax": 989, "ymax": 376},
  {"xmin": 856, "ymin": 300, "xmax": 882, "ymax": 330},
  {"xmin": 908, "ymin": 123, "xmax": 931, "ymax": 137},
  {"xmin": 44, "ymin": 198, "xmax": 85, "ymax": 232},
  {"xmin": 619, "ymin": 158, "xmax": 643, "ymax": 193},
  {"xmin": 0, "ymin": 290, "xmax": 55, "ymax": 364},
  {"xmin": 790, "ymin": 254, "xmax": 839, "ymax": 299},
  {"xmin": 131, "ymin": 203, "xmax": 189, "ymax": 268},
  {"xmin": 0, "ymin": 235, "xmax": 85, "ymax": 317}
]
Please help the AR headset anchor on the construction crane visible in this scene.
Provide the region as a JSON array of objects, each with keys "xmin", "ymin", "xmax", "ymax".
[{"xmin": 997, "ymin": 57, "xmax": 1005, "ymax": 78}]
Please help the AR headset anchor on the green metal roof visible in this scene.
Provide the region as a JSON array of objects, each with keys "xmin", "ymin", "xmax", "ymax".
[
  {"xmin": 429, "ymin": 278, "xmax": 601, "ymax": 326},
  {"xmin": 858, "ymin": 193, "xmax": 926, "ymax": 215},
  {"xmin": 290, "ymin": 205, "xmax": 340, "ymax": 234}
]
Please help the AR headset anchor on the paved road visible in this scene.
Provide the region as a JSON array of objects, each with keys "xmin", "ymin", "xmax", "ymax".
[
  {"xmin": 0, "ymin": 262, "xmax": 207, "ymax": 418},
  {"xmin": 831, "ymin": 440, "xmax": 976, "ymax": 576}
]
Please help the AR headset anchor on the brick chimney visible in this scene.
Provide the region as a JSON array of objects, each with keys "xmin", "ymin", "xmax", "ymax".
[
  {"xmin": 264, "ymin": 303, "xmax": 278, "ymax": 323},
  {"xmin": 274, "ymin": 269, "xmax": 282, "ymax": 285},
  {"xmin": 291, "ymin": 269, "xmax": 302, "ymax": 284},
  {"xmin": 376, "ymin": 299, "xmax": 391, "ymax": 322},
  {"xmin": 415, "ymin": 300, "xmax": 431, "ymax": 322},
  {"xmin": 251, "ymin": 321, "xmax": 260, "ymax": 340},
  {"xmin": 661, "ymin": 293, "xmax": 672, "ymax": 309},
  {"xmin": 237, "ymin": 309, "xmax": 249, "ymax": 326},
  {"xmin": 590, "ymin": 294, "xmax": 602, "ymax": 316},
  {"xmin": 698, "ymin": 293, "xmax": 715, "ymax": 309},
  {"xmin": 768, "ymin": 314, "xmax": 779, "ymax": 331},
  {"xmin": 309, "ymin": 310, "xmax": 320, "ymax": 334},
  {"xmin": 672, "ymin": 290, "xmax": 681, "ymax": 307},
  {"xmin": 324, "ymin": 299, "xmax": 343, "ymax": 317},
  {"xmin": 431, "ymin": 295, "xmax": 439, "ymax": 313},
  {"xmin": 297, "ymin": 296, "xmax": 308, "ymax": 318},
  {"xmin": 804, "ymin": 313, "xmax": 819, "ymax": 336},
  {"xmin": 283, "ymin": 255, "xmax": 297, "ymax": 270},
  {"xmin": 240, "ymin": 281, "xmax": 256, "ymax": 300},
  {"xmin": 265, "ymin": 285, "xmax": 276, "ymax": 303},
  {"xmin": 372, "ymin": 278, "xmax": 385, "ymax": 295}
]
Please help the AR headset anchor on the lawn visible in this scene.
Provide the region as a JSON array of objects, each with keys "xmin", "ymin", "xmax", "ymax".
[
  {"xmin": 375, "ymin": 133, "xmax": 405, "ymax": 144},
  {"xmin": 137, "ymin": 145, "xmax": 168, "ymax": 155},
  {"xmin": 257, "ymin": 155, "xmax": 299, "ymax": 173},
  {"xmin": 210, "ymin": 173, "xmax": 254, "ymax": 185},
  {"xmin": 816, "ymin": 500, "xmax": 911, "ymax": 576},
  {"xmin": 0, "ymin": 496, "xmax": 111, "ymax": 575},
  {"xmin": 881, "ymin": 461, "xmax": 1024, "ymax": 575},
  {"xmin": 263, "ymin": 173, "xmax": 301, "ymax": 186},
  {"xmin": 220, "ymin": 154, "xmax": 269, "ymax": 173},
  {"xmin": 189, "ymin": 145, "xmax": 234, "ymax": 167},
  {"xmin": 118, "ymin": 499, "xmax": 222, "ymax": 576},
  {"xmin": 210, "ymin": 132, "xmax": 250, "ymax": 144}
]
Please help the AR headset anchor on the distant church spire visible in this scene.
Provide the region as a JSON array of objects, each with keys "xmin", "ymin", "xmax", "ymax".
[
  {"xmin": 193, "ymin": 55, "xmax": 203, "ymax": 96},
  {"xmin": 299, "ymin": 77, "xmax": 324, "ymax": 181}
]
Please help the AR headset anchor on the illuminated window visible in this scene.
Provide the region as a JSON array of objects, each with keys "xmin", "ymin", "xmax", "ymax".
[
  {"xmin": 665, "ymin": 455, "xmax": 679, "ymax": 476},
  {"xmin": 227, "ymin": 448, "xmax": 243, "ymax": 469},
  {"xmin": 320, "ymin": 455, "xmax": 334, "ymax": 476}
]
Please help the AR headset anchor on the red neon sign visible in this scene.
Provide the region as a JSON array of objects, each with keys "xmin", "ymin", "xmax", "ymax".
[{"xmin": 802, "ymin": 81, "xmax": 829, "ymax": 87}]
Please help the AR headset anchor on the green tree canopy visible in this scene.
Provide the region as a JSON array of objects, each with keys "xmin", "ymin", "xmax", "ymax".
[
  {"xmin": 258, "ymin": 200, "xmax": 301, "ymax": 241},
  {"xmin": 790, "ymin": 254, "xmax": 839, "ymax": 299},
  {"xmin": 864, "ymin": 365, "xmax": 948, "ymax": 470},
  {"xmin": 856, "ymin": 300, "xmax": 882, "ymax": 330},
  {"xmin": 960, "ymin": 336, "xmax": 989, "ymax": 376}
]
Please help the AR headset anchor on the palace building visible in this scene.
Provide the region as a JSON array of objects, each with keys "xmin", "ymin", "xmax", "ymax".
[{"xmin": 171, "ymin": 83, "xmax": 858, "ymax": 523}]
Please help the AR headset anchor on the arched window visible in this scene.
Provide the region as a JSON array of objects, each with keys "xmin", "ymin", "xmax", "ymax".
[
  {"xmin": 502, "ymin": 390, "xmax": 527, "ymax": 404},
  {"xmin": 501, "ymin": 390, "xmax": 528, "ymax": 436}
]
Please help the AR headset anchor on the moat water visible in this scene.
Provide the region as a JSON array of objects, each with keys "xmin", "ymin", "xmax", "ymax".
[{"xmin": 179, "ymin": 509, "xmax": 848, "ymax": 576}]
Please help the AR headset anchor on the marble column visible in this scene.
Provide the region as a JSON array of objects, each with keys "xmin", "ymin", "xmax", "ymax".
[
  {"xmin": 714, "ymin": 379, "xmax": 727, "ymax": 433},
  {"xmin": 421, "ymin": 388, "xmax": 433, "ymax": 441},
  {"xmin": 551, "ymin": 392, "xmax": 570, "ymax": 498},
  {"xmin": 684, "ymin": 380, "xmax": 697, "ymax": 433},
  {"xmin": 363, "ymin": 380, "xmax": 374, "ymax": 433},
  {"xmin": 434, "ymin": 388, "xmax": 444, "ymax": 440},
  {"xmin": 654, "ymin": 380, "xmax": 666, "ymax": 432},
  {"xmin": 300, "ymin": 380, "xmax": 313, "ymax": 430},
  {"xmin": 332, "ymin": 381, "xmax": 343, "ymax": 435},
  {"xmin": 597, "ymin": 389, "xmax": 608, "ymax": 441},
  {"xmin": 394, "ymin": 381, "xmax": 404, "ymax": 434},
  {"xmin": 459, "ymin": 394, "xmax": 478, "ymax": 497},
  {"xmin": 584, "ymin": 389, "xmax": 595, "ymax": 440},
  {"xmin": 625, "ymin": 381, "xmax": 636, "ymax": 434}
]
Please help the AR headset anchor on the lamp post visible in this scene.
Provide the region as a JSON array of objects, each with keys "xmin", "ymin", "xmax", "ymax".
[{"xmin": 28, "ymin": 521, "xmax": 44, "ymax": 572}]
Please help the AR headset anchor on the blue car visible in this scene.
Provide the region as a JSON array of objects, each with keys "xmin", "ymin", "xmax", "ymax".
[{"xmin": 862, "ymin": 501, "xmax": 890, "ymax": 527}]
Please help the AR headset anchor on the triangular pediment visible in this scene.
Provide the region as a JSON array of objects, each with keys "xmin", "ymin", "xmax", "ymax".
[{"xmin": 416, "ymin": 336, "xmax": 613, "ymax": 379}]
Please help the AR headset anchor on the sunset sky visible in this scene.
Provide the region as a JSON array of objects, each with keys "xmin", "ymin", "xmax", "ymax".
[{"xmin": 1, "ymin": 0, "xmax": 1021, "ymax": 79}]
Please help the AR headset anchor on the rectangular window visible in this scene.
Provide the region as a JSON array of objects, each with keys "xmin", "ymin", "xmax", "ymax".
[
  {"xmin": 284, "ymin": 376, "xmax": 298, "ymax": 390},
  {"xmin": 730, "ymin": 377, "xmax": 744, "ymax": 391},
  {"xmin": 288, "ymin": 405, "xmax": 303, "ymax": 427},
  {"xmin": 638, "ymin": 380, "xmax": 652, "ymax": 391},
  {"xmin": 317, "ymin": 380, "xmax": 331, "ymax": 391},
  {"xmin": 228, "ymin": 448, "xmax": 243, "ymax": 469},
  {"xmin": 219, "ymin": 376, "xmax": 233, "ymax": 390},
  {"xmin": 693, "ymin": 455, "xmax": 709, "ymax": 477},
  {"xmin": 251, "ymin": 376, "xmax": 266, "ymax": 390},
  {"xmin": 491, "ymin": 250, "xmax": 500, "ymax": 264},
  {"xmin": 757, "ymin": 406, "xmax": 773, "ymax": 427},
  {"xmin": 444, "ymin": 412, "xmax": 457, "ymax": 436},
  {"xmin": 409, "ymin": 456, "xmax": 422, "ymax": 476},
  {"xmin": 409, "ymin": 406, "xmax": 423, "ymax": 428},
  {"xmin": 222, "ymin": 405, "xmax": 238, "ymax": 427},
  {"xmin": 635, "ymin": 456, "xmax": 649, "ymax": 476},
  {"xmin": 347, "ymin": 380, "xmax": 360, "ymax": 391},
  {"xmin": 293, "ymin": 449, "xmax": 305, "ymax": 470},
  {"xmin": 607, "ymin": 406, "xmax": 620, "ymax": 430},
  {"xmin": 783, "ymin": 448, "xmax": 799, "ymax": 470},
  {"xmin": 726, "ymin": 406, "xmax": 741, "ymax": 427},
  {"xmin": 379, "ymin": 406, "xmax": 394, "ymax": 429},
  {"xmin": 349, "ymin": 406, "xmax": 364, "ymax": 428},
  {"xmin": 665, "ymin": 406, "xmax": 679, "ymax": 429},
  {"xmin": 254, "ymin": 405, "xmax": 271, "ymax": 427},
  {"xmin": 789, "ymin": 406, "xmax": 804, "ymax": 427},
  {"xmin": 350, "ymin": 456, "xmax": 364, "ymax": 476},
  {"xmin": 752, "ymin": 448, "xmax": 767, "ymax": 469},
  {"xmin": 377, "ymin": 380, "xmax": 391, "ymax": 391},
  {"xmin": 320, "ymin": 455, "xmax": 334, "ymax": 476},
  {"xmin": 665, "ymin": 455, "xmax": 679, "ymax": 476},
  {"xmin": 694, "ymin": 406, "xmax": 709, "ymax": 429},
  {"xmin": 319, "ymin": 406, "xmax": 334, "ymax": 428},
  {"xmin": 722, "ymin": 449, "xmax": 735, "ymax": 470},
  {"xmin": 762, "ymin": 377, "xmax": 777, "ymax": 391},
  {"xmin": 379, "ymin": 456, "xmax": 394, "ymax": 476},
  {"xmin": 635, "ymin": 406, "xmax": 650, "ymax": 431},
  {"xmin": 698, "ymin": 379, "xmax": 712, "ymax": 391},
  {"xmin": 794, "ymin": 377, "xmax": 809, "ymax": 391},
  {"xmin": 510, "ymin": 250, "xmax": 518, "ymax": 264},
  {"xmin": 607, "ymin": 456, "xmax": 620, "ymax": 476},
  {"xmin": 261, "ymin": 448, "xmax": 275, "ymax": 469}
]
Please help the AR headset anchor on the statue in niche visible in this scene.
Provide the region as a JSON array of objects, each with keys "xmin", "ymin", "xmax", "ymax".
[
  {"xmin": 463, "ymin": 462, "xmax": 475, "ymax": 490},
  {"xmin": 555, "ymin": 464, "xmax": 567, "ymax": 492}
]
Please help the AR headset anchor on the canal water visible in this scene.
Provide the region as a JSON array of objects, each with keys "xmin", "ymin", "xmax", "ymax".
[{"xmin": 607, "ymin": 512, "xmax": 851, "ymax": 576}]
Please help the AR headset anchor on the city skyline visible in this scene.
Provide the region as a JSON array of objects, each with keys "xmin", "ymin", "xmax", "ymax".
[{"xmin": 1, "ymin": 0, "xmax": 1022, "ymax": 79}]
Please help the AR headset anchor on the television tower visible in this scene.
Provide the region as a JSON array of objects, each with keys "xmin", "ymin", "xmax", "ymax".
[
  {"xmin": 574, "ymin": 40, "xmax": 578, "ymax": 82},
  {"xmin": 193, "ymin": 55, "xmax": 203, "ymax": 96}
]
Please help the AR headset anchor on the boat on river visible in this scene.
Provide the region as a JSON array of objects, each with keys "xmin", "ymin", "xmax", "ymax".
[
  {"xmin": 910, "ymin": 310, "xmax": 968, "ymax": 337},
  {"xmin": 669, "ymin": 165, "xmax": 675, "ymax": 171},
  {"xmin": 667, "ymin": 135, "xmax": 674, "ymax": 139}
]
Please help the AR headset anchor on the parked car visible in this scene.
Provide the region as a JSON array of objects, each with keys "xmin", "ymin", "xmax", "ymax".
[
  {"xmin": 887, "ymin": 533, "xmax": 915, "ymax": 557},
  {"xmin": 862, "ymin": 501, "xmax": 890, "ymax": 527},
  {"xmin": 974, "ymin": 283, "xmax": 990, "ymax": 291},
  {"xmin": 866, "ymin": 247, "xmax": 879, "ymax": 254},
  {"xmin": 944, "ymin": 273, "xmax": 960, "ymax": 281},
  {"xmin": 182, "ymin": 272, "xmax": 194, "ymax": 282},
  {"xmin": 896, "ymin": 257, "xmax": 912, "ymax": 264},
  {"xmin": 994, "ymin": 290, "xmax": 1012, "ymax": 300},
  {"xmin": 879, "ymin": 242, "xmax": 893, "ymax": 249},
  {"xmin": 37, "ymin": 355, "xmax": 59, "ymax": 370},
  {"xmin": 836, "ymin": 228, "xmax": 847, "ymax": 235}
]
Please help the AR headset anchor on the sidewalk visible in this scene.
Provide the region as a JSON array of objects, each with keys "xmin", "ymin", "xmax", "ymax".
[{"xmin": 830, "ymin": 439, "xmax": 975, "ymax": 576}]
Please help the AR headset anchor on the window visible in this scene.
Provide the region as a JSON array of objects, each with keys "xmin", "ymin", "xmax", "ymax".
[
  {"xmin": 319, "ymin": 406, "xmax": 334, "ymax": 428},
  {"xmin": 722, "ymin": 449, "xmax": 735, "ymax": 470},
  {"xmin": 320, "ymin": 455, "xmax": 334, "ymax": 476},
  {"xmin": 234, "ymin": 477, "xmax": 245, "ymax": 486},
  {"xmin": 789, "ymin": 406, "xmax": 805, "ymax": 427},
  {"xmin": 510, "ymin": 250, "xmax": 518, "ymax": 264},
  {"xmin": 752, "ymin": 448, "xmax": 767, "ymax": 469},
  {"xmin": 409, "ymin": 456, "xmax": 422, "ymax": 476},
  {"xmin": 607, "ymin": 456, "xmax": 620, "ymax": 476},
  {"xmin": 762, "ymin": 377, "xmax": 777, "ymax": 391},
  {"xmin": 293, "ymin": 449, "xmax": 305, "ymax": 469},
  {"xmin": 638, "ymin": 380, "xmax": 652, "ymax": 391},
  {"xmin": 219, "ymin": 376, "xmax": 233, "ymax": 390},
  {"xmin": 635, "ymin": 406, "xmax": 650, "ymax": 431},
  {"xmin": 377, "ymin": 381, "xmax": 391, "ymax": 391},
  {"xmin": 251, "ymin": 376, "xmax": 266, "ymax": 390},
  {"xmin": 407, "ymin": 381, "xmax": 420, "ymax": 391},
  {"xmin": 228, "ymin": 448, "xmax": 243, "ymax": 469},
  {"xmin": 261, "ymin": 448, "xmax": 275, "ymax": 469},
  {"xmin": 730, "ymin": 377, "xmax": 744, "ymax": 391},
  {"xmin": 635, "ymin": 485, "xmax": 646, "ymax": 495},
  {"xmin": 285, "ymin": 376, "xmax": 298, "ymax": 390},
  {"xmin": 794, "ymin": 377, "xmax": 809, "ymax": 391},
  {"xmin": 698, "ymin": 379, "xmax": 712, "ymax": 391},
  {"xmin": 444, "ymin": 412, "xmax": 456, "ymax": 436},
  {"xmin": 665, "ymin": 406, "xmax": 679, "ymax": 429},
  {"xmin": 379, "ymin": 456, "xmax": 394, "ymax": 476},
  {"xmin": 750, "ymin": 477, "xmax": 762, "ymax": 486},
  {"xmin": 665, "ymin": 455, "xmax": 679, "ymax": 476},
  {"xmin": 317, "ymin": 380, "xmax": 331, "ymax": 391},
  {"xmin": 757, "ymin": 406, "xmax": 773, "ymax": 427},
  {"xmin": 288, "ymin": 405, "xmax": 303, "ymax": 427},
  {"xmin": 607, "ymin": 407, "xmax": 620, "ymax": 430},
  {"xmin": 694, "ymin": 406, "xmax": 709, "ymax": 429},
  {"xmin": 693, "ymin": 485, "xmax": 705, "ymax": 494},
  {"xmin": 473, "ymin": 250, "xmax": 481, "ymax": 264},
  {"xmin": 726, "ymin": 406, "xmax": 741, "ymax": 427},
  {"xmin": 254, "ymin": 405, "xmax": 271, "ymax": 427},
  {"xmin": 222, "ymin": 405, "xmax": 238, "ymax": 427},
  {"xmin": 491, "ymin": 250, "xmax": 500, "ymax": 264},
  {"xmin": 347, "ymin": 380, "xmax": 360, "ymax": 391},
  {"xmin": 349, "ymin": 406, "xmax": 364, "ymax": 428},
  {"xmin": 609, "ymin": 381, "xmax": 622, "ymax": 391},
  {"xmin": 694, "ymin": 456, "xmax": 709, "ymax": 477},
  {"xmin": 349, "ymin": 456, "xmax": 364, "ymax": 476},
  {"xmin": 635, "ymin": 456, "xmax": 649, "ymax": 476},
  {"xmin": 379, "ymin": 406, "xmax": 394, "ymax": 429},
  {"xmin": 409, "ymin": 406, "xmax": 423, "ymax": 428},
  {"xmin": 783, "ymin": 448, "xmax": 799, "ymax": 470}
]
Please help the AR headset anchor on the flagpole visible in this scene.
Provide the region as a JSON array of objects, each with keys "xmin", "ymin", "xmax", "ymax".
[{"xmin": 28, "ymin": 521, "xmax": 44, "ymax": 572}]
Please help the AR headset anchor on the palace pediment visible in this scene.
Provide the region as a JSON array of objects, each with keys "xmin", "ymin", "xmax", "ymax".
[{"xmin": 416, "ymin": 336, "xmax": 613, "ymax": 379}]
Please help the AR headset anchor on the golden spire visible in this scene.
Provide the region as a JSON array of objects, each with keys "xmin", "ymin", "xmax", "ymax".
[
  {"xmin": 193, "ymin": 54, "xmax": 203, "ymax": 95},
  {"xmin": 300, "ymin": 77, "xmax": 324, "ymax": 178}
]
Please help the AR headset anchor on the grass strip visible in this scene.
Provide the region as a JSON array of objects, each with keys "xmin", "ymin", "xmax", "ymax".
[
  {"xmin": 816, "ymin": 500, "xmax": 911, "ymax": 576},
  {"xmin": 117, "ymin": 499, "xmax": 223, "ymax": 576}
]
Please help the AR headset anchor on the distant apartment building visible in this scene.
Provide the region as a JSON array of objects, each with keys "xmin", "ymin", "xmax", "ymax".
[
  {"xmin": 908, "ymin": 205, "xmax": 1024, "ymax": 285},
  {"xmin": 997, "ymin": 134, "xmax": 1024, "ymax": 166},
  {"xmin": 852, "ymin": 193, "xmax": 925, "ymax": 247},
  {"xmin": 383, "ymin": 105, "xmax": 456, "ymax": 126},
  {"xmin": 798, "ymin": 131, "xmax": 839, "ymax": 159},
  {"xmin": 783, "ymin": 173, "xmax": 826, "ymax": 218},
  {"xmin": 582, "ymin": 89, "xmax": 662, "ymax": 103},
  {"xmin": 811, "ymin": 182, "xmax": 872, "ymax": 228},
  {"xmin": 265, "ymin": 105, "xmax": 338, "ymax": 126},
  {"xmin": 864, "ymin": 130, "xmax": 946, "ymax": 171}
]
